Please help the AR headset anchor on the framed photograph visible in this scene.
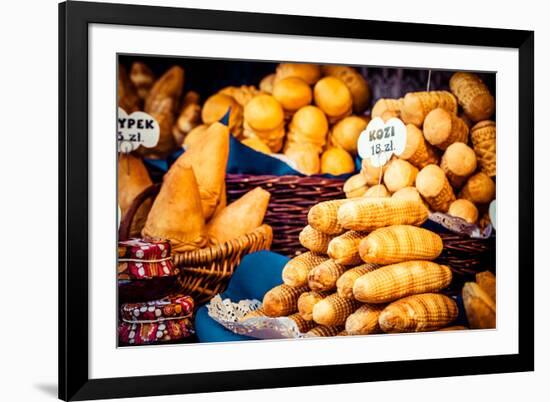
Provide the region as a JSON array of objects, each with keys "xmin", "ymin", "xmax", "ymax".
[{"xmin": 59, "ymin": 1, "xmax": 534, "ymax": 400}]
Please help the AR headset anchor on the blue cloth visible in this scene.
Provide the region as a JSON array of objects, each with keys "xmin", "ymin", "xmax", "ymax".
[
  {"xmin": 143, "ymin": 106, "xmax": 358, "ymax": 178},
  {"xmin": 226, "ymin": 135, "xmax": 302, "ymax": 175},
  {"xmin": 194, "ymin": 251, "xmax": 289, "ymax": 343},
  {"xmin": 145, "ymin": 136, "xmax": 358, "ymax": 178},
  {"xmin": 193, "ymin": 250, "xmax": 469, "ymax": 342},
  {"xmin": 144, "ymin": 149, "xmax": 183, "ymax": 173}
]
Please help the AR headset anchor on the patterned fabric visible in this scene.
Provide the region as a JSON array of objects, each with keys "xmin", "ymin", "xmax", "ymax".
[
  {"xmin": 119, "ymin": 318, "xmax": 194, "ymax": 345},
  {"xmin": 120, "ymin": 294, "xmax": 194, "ymax": 322},
  {"xmin": 117, "ymin": 238, "xmax": 177, "ymax": 280},
  {"xmin": 118, "ymin": 277, "xmax": 180, "ymax": 305}
]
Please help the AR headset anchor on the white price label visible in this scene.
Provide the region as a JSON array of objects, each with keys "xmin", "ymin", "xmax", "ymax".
[
  {"xmin": 489, "ymin": 200, "xmax": 496, "ymax": 229},
  {"xmin": 357, "ymin": 117, "xmax": 407, "ymax": 167},
  {"xmin": 117, "ymin": 107, "xmax": 160, "ymax": 153}
]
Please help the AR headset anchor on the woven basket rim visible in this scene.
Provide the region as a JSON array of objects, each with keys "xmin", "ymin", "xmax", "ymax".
[
  {"xmin": 119, "ymin": 183, "xmax": 273, "ymax": 264},
  {"xmin": 225, "ymin": 172, "xmax": 348, "ymax": 184},
  {"xmin": 172, "ymin": 224, "xmax": 272, "ymax": 265}
]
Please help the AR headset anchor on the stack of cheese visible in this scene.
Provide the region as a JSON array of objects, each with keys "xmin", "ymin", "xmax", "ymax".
[
  {"xmin": 119, "ymin": 64, "xmax": 185, "ymax": 160},
  {"xmin": 260, "ymin": 64, "xmax": 369, "ymax": 176},
  {"xmin": 345, "ymin": 71, "xmax": 496, "ymax": 229},
  {"xmin": 248, "ymin": 197, "xmax": 462, "ymax": 337},
  {"xmin": 462, "ymin": 270, "xmax": 496, "ymax": 330},
  {"xmin": 135, "ymin": 62, "xmax": 371, "ymax": 176},
  {"xmin": 118, "ymin": 122, "xmax": 271, "ymax": 251}
]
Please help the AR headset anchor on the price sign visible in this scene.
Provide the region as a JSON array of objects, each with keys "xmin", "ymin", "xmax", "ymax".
[
  {"xmin": 117, "ymin": 107, "xmax": 160, "ymax": 153},
  {"xmin": 489, "ymin": 200, "xmax": 496, "ymax": 229},
  {"xmin": 357, "ymin": 117, "xmax": 407, "ymax": 167}
]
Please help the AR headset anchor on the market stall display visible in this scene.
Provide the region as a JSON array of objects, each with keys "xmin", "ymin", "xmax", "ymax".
[
  {"xmin": 229, "ymin": 197, "xmax": 461, "ymax": 337},
  {"xmin": 116, "ymin": 57, "xmax": 496, "ymax": 346}
]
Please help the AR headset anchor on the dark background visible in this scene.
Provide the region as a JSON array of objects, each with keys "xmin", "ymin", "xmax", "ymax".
[{"xmin": 118, "ymin": 54, "xmax": 496, "ymax": 113}]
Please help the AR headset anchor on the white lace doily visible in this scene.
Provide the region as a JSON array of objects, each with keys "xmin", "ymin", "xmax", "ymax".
[
  {"xmin": 207, "ymin": 295, "xmax": 306, "ymax": 339},
  {"xmin": 429, "ymin": 213, "xmax": 493, "ymax": 239}
]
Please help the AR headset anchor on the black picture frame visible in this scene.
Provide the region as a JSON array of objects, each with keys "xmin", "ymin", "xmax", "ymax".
[{"xmin": 59, "ymin": 1, "xmax": 534, "ymax": 400}]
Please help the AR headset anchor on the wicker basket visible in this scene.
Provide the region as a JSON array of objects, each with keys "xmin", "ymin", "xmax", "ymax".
[
  {"xmin": 225, "ymin": 172, "xmax": 496, "ymax": 283},
  {"xmin": 226, "ymin": 173, "xmax": 345, "ymax": 256},
  {"xmin": 173, "ymin": 225, "xmax": 273, "ymax": 304},
  {"xmin": 120, "ymin": 175, "xmax": 495, "ymax": 297},
  {"xmin": 119, "ymin": 184, "xmax": 273, "ymax": 305},
  {"xmin": 436, "ymin": 233, "xmax": 496, "ymax": 290}
]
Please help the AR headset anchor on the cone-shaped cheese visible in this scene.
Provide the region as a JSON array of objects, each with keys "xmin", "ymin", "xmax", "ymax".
[
  {"xmin": 363, "ymin": 184, "xmax": 391, "ymax": 198},
  {"xmin": 470, "ymin": 120, "xmax": 496, "ymax": 177},
  {"xmin": 142, "ymin": 66, "xmax": 184, "ymax": 158},
  {"xmin": 284, "ymin": 144, "xmax": 321, "ymax": 175},
  {"xmin": 306, "ymin": 325, "xmax": 344, "ymax": 337},
  {"xmin": 145, "ymin": 97, "xmax": 177, "ymax": 159},
  {"xmin": 449, "ymin": 72, "xmax": 495, "ymax": 122},
  {"xmin": 371, "ymin": 98, "xmax": 404, "ymax": 119},
  {"xmin": 459, "ymin": 172, "xmax": 495, "ymax": 205},
  {"xmin": 391, "ymin": 186, "xmax": 424, "ymax": 205},
  {"xmin": 358, "ymin": 225, "xmax": 442, "ymax": 265},
  {"xmin": 312, "ymin": 293, "xmax": 360, "ymax": 326},
  {"xmin": 416, "ymin": 164, "xmax": 456, "ymax": 212},
  {"xmin": 275, "ymin": 63, "xmax": 321, "ymax": 85},
  {"xmin": 144, "ymin": 66, "xmax": 184, "ymax": 112},
  {"xmin": 206, "ymin": 187, "xmax": 270, "ymax": 244},
  {"xmin": 343, "ymin": 173, "xmax": 369, "ymax": 198},
  {"xmin": 322, "ymin": 65, "xmax": 370, "ymax": 114},
  {"xmin": 219, "ymin": 85, "xmax": 261, "ymax": 108},
  {"xmin": 118, "ymin": 153, "xmax": 152, "ymax": 212},
  {"xmin": 118, "ymin": 153, "xmax": 153, "ymax": 237},
  {"xmin": 298, "ymin": 291, "xmax": 329, "ymax": 321},
  {"xmin": 327, "ymin": 231, "xmax": 367, "ymax": 265},
  {"xmin": 400, "ymin": 124, "xmax": 439, "ymax": 169},
  {"xmin": 361, "ymin": 158, "xmax": 387, "ymax": 186},
  {"xmin": 202, "ymin": 93, "xmax": 243, "ymax": 137},
  {"xmin": 353, "ymin": 261, "xmax": 452, "ymax": 303},
  {"xmin": 448, "ymin": 199, "xmax": 479, "ymax": 224},
  {"xmin": 142, "ymin": 165, "xmax": 207, "ymax": 252},
  {"xmin": 241, "ymin": 137, "xmax": 272, "ymax": 154},
  {"xmin": 173, "ymin": 122, "xmax": 230, "ymax": 219},
  {"xmin": 313, "ymin": 77, "xmax": 353, "ymax": 121},
  {"xmin": 383, "ymin": 159, "xmax": 419, "ymax": 193},
  {"xmin": 183, "ymin": 124, "xmax": 209, "ymax": 149},
  {"xmin": 130, "ymin": 61, "xmax": 155, "ymax": 100},
  {"xmin": 345, "ymin": 304, "xmax": 385, "ymax": 335},
  {"xmin": 259, "ymin": 73, "xmax": 276, "ymax": 94},
  {"xmin": 263, "ymin": 284, "xmax": 308, "ymax": 317},
  {"xmin": 210, "ymin": 181, "xmax": 227, "ymax": 218},
  {"xmin": 330, "ymin": 115, "xmax": 368, "ymax": 155},
  {"xmin": 286, "ymin": 105, "xmax": 329, "ymax": 154},
  {"xmin": 440, "ymin": 142, "xmax": 477, "ymax": 188},
  {"xmin": 423, "ymin": 108, "xmax": 468, "ymax": 150},
  {"xmin": 118, "ymin": 65, "xmax": 140, "ymax": 114},
  {"xmin": 462, "ymin": 282, "xmax": 496, "ymax": 329},
  {"xmin": 299, "ymin": 225, "xmax": 334, "ymax": 254},
  {"xmin": 379, "ymin": 293, "xmax": 458, "ymax": 333},
  {"xmin": 172, "ymin": 91, "xmax": 201, "ymax": 146},
  {"xmin": 320, "ymin": 147, "xmax": 355, "ymax": 176},
  {"xmin": 476, "ymin": 271, "xmax": 496, "ymax": 302},
  {"xmin": 273, "ymin": 77, "xmax": 312, "ymax": 112},
  {"xmin": 244, "ymin": 94, "xmax": 284, "ymax": 132},
  {"xmin": 401, "ymin": 91, "xmax": 457, "ymax": 127},
  {"xmin": 243, "ymin": 94, "xmax": 285, "ymax": 151}
]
